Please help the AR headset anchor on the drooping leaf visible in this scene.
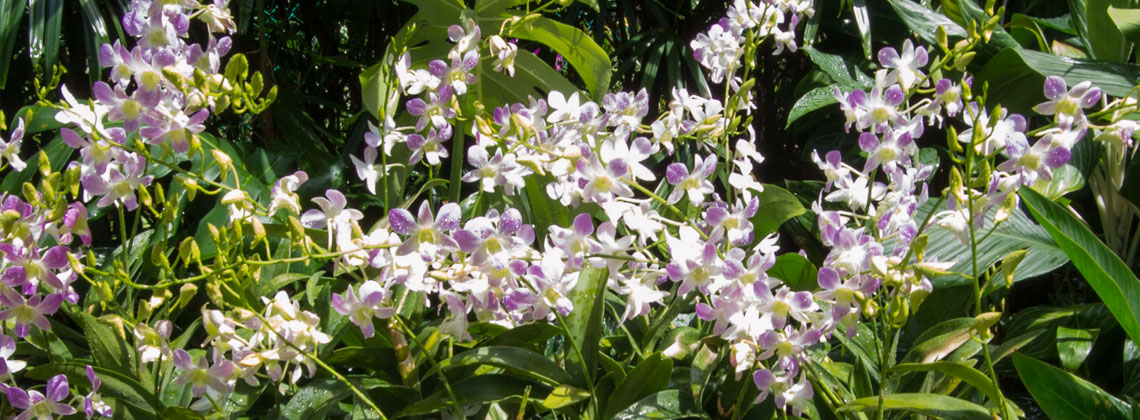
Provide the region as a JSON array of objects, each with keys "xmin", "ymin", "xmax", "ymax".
[
  {"xmin": 1109, "ymin": 6, "xmax": 1140, "ymax": 41},
  {"xmin": 1087, "ymin": 0, "xmax": 1134, "ymax": 62},
  {"xmin": 1013, "ymin": 353, "xmax": 1132, "ymax": 419},
  {"xmin": 837, "ymin": 393, "xmax": 991, "ymax": 419},
  {"xmin": 441, "ymin": 346, "xmax": 572, "ymax": 385},
  {"xmin": 1021, "ymin": 187, "xmax": 1140, "ymax": 346},
  {"xmin": 889, "ymin": 0, "xmax": 967, "ymax": 46},
  {"xmin": 802, "ymin": 47, "xmax": 873, "ymax": 89},
  {"xmin": 769, "ymin": 253, "xmax": 818, "ymax": 291},
  {"xmin": 890, "ymin": 362, "xmax": 1002, "ymax": 405}
]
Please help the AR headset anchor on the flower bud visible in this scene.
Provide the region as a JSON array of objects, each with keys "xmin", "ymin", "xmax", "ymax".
[{"xmin": 176, "ymin": 284, "xmax": 198, "ymax": 309}]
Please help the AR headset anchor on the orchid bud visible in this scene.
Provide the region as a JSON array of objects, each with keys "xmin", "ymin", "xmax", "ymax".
[
  {"xmin": 995, "ymin": 192, "xmax": 1017, "ymax": 224},
  {"xmin": 936, "ymin": 26, "xmax": 949, "ymax": 52},
  {"xmin": 911, "ymin": 234, "xmax": 928, "ymax": 260},
  {"xmin": 176, "ymin": 284, "xmax": 197, "ymax": 309},
  {"xmin": 179, "ymin": 237, "xmax": 201, "ymax": 266},
  {"xmin": 38, "ymin": 150, "xmax": 51, "ymax": 177},
  {"xmin": 1000, "ymin": 249, "xmax": 1028, "ymax": 287}
]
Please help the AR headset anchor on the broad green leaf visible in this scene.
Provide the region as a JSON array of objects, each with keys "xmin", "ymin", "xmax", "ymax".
[
  {"xmin": 1057, "ymin": 326, "xmax": 1099, "ymax": 371},
  {"xmin": 1021, "ymin": 187, "xmax": 1140, "ymax": 346},
  {"xmin": 1032, "ymin": 163, "xmax": 1085, "ymax": 200},
  {"xmin": 802, "ymin": 47, "xmax": 872, "ymax": 89},
  {"xmin": 1013, "ymin": 353, "xmax": 1132, "ymax": 419},
  {"xmin": 1, "ymin": 134, "xmax": 71, "ymax": 194},
  {"xmin": 890, "ymin": 362, "xmax": 1001, "ymax": 405},
  {"xmin": 565, "ymin": 266, "xmax": 608, "ymax": 387},
  {"xmin": 989, "ymin": 329, "xmax": 1046, "ymax": 363},
  {"xmin": 1087, "ymin": 0, "xmax": 1134, "ymax": 62},
  {"xmin": 749, "ymin": 184, "xmax": 807, "ymax": 238},
  {"xmin": 507, "ymin": 16, "xmax": 611, "ymax": 99},
  {"xmin": 277, "ymin": 377, "xmax": 353, "ymax": 420},
  {"xmin": 787, "ymin": 85, "xmax": 839, "ymax": 127},
  {"xmin": 769, "ymin": 253, "xmax": 818, "ymax": 291},
  {"xmin": 915, "ymin": 199, "xmax": 1068, "ymax": 289},
  {"xmin": 837, "ymin": 393, "xmax": 991, "ymax": 419},
  {"xmin": 441, "ymin": 346, "xmax": 572, "ymax": 385},
  {"xmin": 889, "ymin": 0, "xmax": 967, "ymax": 46},
  {"xmin": 603, "ymin": 353, "xmax": 672, "ymax": 418},
  {"xmin": 1125, "ymin": 339, "xmax": 1140, "ymax": 399},
  {"xmin": 479, "ymin": 50, "xmax": 579, "ymax": 108},
  {"xmin": 160, "ymin": 407, "xmax": 206, "ymax": 420},
  {"xmin": 977, "ymin": 47, "xmax": 1140, "ymax": 113},
  {"xmin": 612, "ymin": 390, "xmax": 711, "ymax": 420},
  {"xmin": 521, "ymin": 174, "xmax": 569, "ymax": 242},
  {"xmin": 1109, "ymin": 6, "xmax": 1140, "ymax": 41}
]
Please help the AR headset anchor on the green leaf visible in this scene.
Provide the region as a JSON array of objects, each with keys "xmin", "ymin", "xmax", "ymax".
[
  {"xmin": 442, "ymin": 346, "xmax": 572, "ymax": 385},
  {"xmin": 890, "ymin": 362, "xmax": 1001, "ymax": 404},
  {"xmin": 749, "ymin": 184, "xmax": 807, "ymax": 238},
  {"xmin": 1013, "ymin": 353, "xmax": 1132, "ymax": 419},
  {"xmin": 1021, "ymin": 187, "xmax": 1140, "ymax": 346},
  {"xmin": 1124, "ymin": 339, "xmax": 1140, "ymax": 399},
  {"xmin": 72, "ymin": 312, "xmax": 136, "ymax": 377},
  {"xmin": 1057, "ymin": 326, "xmax": 1099, "ymax": 371},
  {"xmin": 889, "ymin": 1, "xmax": 967, "ymax": 46},
  {"xmin": 359, "ymin": 55, "xmax": 399, "ymax": 120},
  {"xmin": 0, "ymin": 0, "xmax": 24, "ymax": 88},
  {"xmin": 802, "ymin": 47, "xmax": 873, "ymax": 89},
  {"xmin": 277, "ymin": 377, "xmax": 354, "ymax": 420},
  {"xmin": 507, "ymin": 16, "xmax": 611, "ymax": 99},
  {"xmin": 916, "ymin": 199, "xmax": 1068, "ymax": 289},
  {"xmin": 612, "ymin": 390, "xmax": 710, "ymax": 420},
  {"xmin": 837, "ymin": 393, "xmax": 991, "ymax": 419},
  {"xmin": 1031, "ymin": 163, "xmax": 1085, "ymax": 200},
  {"xmin": 1087, "ymin": 0, "xmax": 1133, "ymax": 62},
  {"xmin": 1109, "ymin": 6, "xmax": 1140, "ymax": 41},
  {"xmin": 521, "ymin": 173, "xmax": 569, "ymax": 243},
  {"xmin": 787, "ymin": 85, "xmax": 839, "ymax": 127},
  {"xmin": 541, "ymin": 384, "xmax": 591, "ymax": 410},
  {"xmin": 902, "ymin": 318, "xmax": 977, "ymax": 363},
  {"xmin": 603, "ymin": 353, "xmax": 673, "ymax": 418},
  {"xmin": 977, "ymin": 47, "xmax": 1140, "ymax": 113},
  {"xmin": 769, "ymin": 253, "xmax": 818, "ymax": 291},
  {"xmin": 481, "ymin": 322, "xmax": 563, "ymax": 347},
  {"xmin": 28, "ymin": 363, "xmax": 158, "ymax": 415},
  {"xmin": 479, "ymin": 50, "xmax": 579, "ymax": 107},
  {"xmin": 852, "ymin": 0, "xmax": 872, "ymax": 59},
  {"xmin": 160, "ymin": 407, "xmax": 206, "ymax": 420},
  {"xmin": 565, "ymin": 265, "xmax": 608, "ymax": 388},
  {"xmin": 397, "ymin": 374, "xmax": 550, "ymax": 416}
]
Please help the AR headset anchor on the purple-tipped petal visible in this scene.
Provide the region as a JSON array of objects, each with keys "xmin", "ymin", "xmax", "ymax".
[
  {"xmin": 46, "ymin": 374, "xmax": 69, "ymax": 402},
  {"xmin": 6, "ymin": 386, "xmax": 31, "ymax": 409},
  {"xmin": 884, "ymin": 85, "xmax": 905, "ymax": 106},
  {"xmin": 1046, "ymin": 147, "xmax": 1072, "ymax": 168},
  {"xmin": 453, "ymin": 229, "xmax": 482, "ymax": 253},
  {"xmin": 436, "ymin": 203, "xmax": 461, "ymax": 231},
  {"xmin": 878, "ymin": 47, "xmax": 900, "ymax": 67},
  {"xmin": 665, "ymin": 163, "xmax": 688, "ymax": 185},
  {"xmin": 1043, "ymin": 76, "xmax": 1067, "ymax": 100},
  {"xmin": 818, "ymin": 267, "xmax": 840, "ymax": 289},
  {"xmin": 753, "ymin": 369, "xmax": 776, "ymax": 389},
  {"xmin": 1081, "ymin": 87, "xmax": 1102, "ymax": 108},
  {"xmin": 572, "ymin": 213, "xmax": 594, "ymax": 236},
  {"xmin": 858, "ymin": 132, "xmax": 879, "ymax": 152},
  {"xmin": 388, "ymin": 208, "xmax": 416, "ymax": 235}
]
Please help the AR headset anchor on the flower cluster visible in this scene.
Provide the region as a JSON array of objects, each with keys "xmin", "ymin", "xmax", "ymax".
[{"xmin": 59, "ymin": 0, "xmax": 237, "ymax": 211}]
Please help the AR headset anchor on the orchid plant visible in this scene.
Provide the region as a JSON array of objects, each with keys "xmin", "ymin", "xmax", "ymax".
[{"xmin": 3, "ymin": 0, "xmax": 1140, "ymax": 418}]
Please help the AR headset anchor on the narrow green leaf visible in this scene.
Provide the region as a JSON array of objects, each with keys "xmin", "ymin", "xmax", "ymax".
[
  {"xmin": 612, "ymin": 390, "xmax": 710, "ymax": 420},
  {"xmin": 1021, "ymin": 187, "xmax": 1140, "ymax": 346},
  {"xmin": 1013, "ymin": 353, "xmax": 1132, "ymax": 419},
  {"xmin": 565, "ymin": 265, "xmax": 608, "ymax": 387},
  {"xmin": 603, "ymin": 353, "xmax": 672, "ymax": 418},
  {"xmin": 396, "ymin": 374, "xmax": 550, "ymax": 416},
  {"xmin": 837, "ymin": 393, "xmax": 991, "ymax": 419},
  {"xmin": 890, "ymin": 362, "xmax": 1001, "ymax": 404},
  {"xmin": 890, "ymin": 1, "xmax": 967, "ymax": 46},
  {"xmin": 72, "ymin": 312, "xmax": 136, "ymax": 377},
  {"xmin": 852, "ymin": 0, "xmax": 872, "ymax": 59}
]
